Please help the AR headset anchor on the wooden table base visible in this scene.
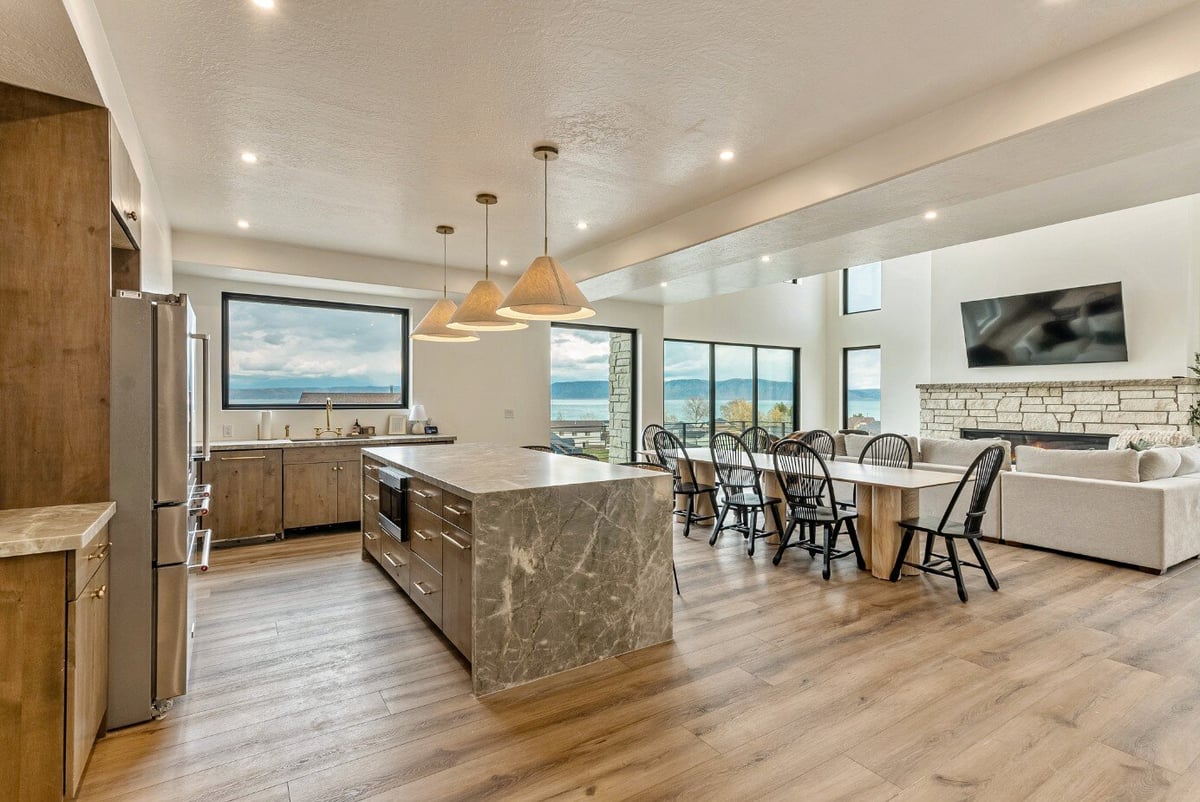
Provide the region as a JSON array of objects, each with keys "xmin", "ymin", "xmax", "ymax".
[{"xmin": 864, "ymin": 485, "xmax": 920, "ymax": 579}]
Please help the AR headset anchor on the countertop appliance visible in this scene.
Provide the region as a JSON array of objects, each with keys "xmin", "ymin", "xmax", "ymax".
[
  {"xmin": 378, "ymin": 467, "xmax": 409, "ymax": 542},
  {"xmin": 109, "ymin": 291, "xmax": 211, "ymax": 727}
]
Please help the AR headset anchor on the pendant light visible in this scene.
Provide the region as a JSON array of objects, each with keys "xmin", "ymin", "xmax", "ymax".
[
  {"xmin": 447, "ymin": 194, "xmax": 528, "ymax": 332},
  {"xmin": 411, "ymin": 225, "xmax": 479, "ymax": 342},
  {"xmin": 497, "ymin": 145, "xmax": 595, "ymax": 321}
]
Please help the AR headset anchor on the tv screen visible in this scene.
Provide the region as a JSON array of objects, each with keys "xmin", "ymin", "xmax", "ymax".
[{"xmin": 960, "ymin": 282, "xmax": 1128, "ymax": 368}]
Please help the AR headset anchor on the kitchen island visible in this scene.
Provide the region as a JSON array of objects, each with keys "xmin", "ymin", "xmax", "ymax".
[{"xmin": 362, "ymin": 444, "xmax": 674, "ymax": 695}]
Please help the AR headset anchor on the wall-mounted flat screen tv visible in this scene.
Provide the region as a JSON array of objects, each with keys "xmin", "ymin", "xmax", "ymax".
[{"xmin": 960, "ymin": 281, "xmax": 1128, "ymax": 368}]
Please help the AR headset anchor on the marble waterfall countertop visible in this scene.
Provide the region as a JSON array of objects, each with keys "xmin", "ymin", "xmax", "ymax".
[
  {"xmin": 363, "ymin": 442, "xmax": 662, "ymax": 500},
  {"xmin": 0, "ymin": 502, "xmax": 116, "ymax": 558},
  {"xmin": 212, "ymin": 433, "xmax": 456, "ymax": 452}
]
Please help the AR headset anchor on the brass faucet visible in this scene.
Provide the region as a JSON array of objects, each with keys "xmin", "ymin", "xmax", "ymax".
[{"xmin": 313, "ymin": 397, "xmax": 343, "ymax": 438}]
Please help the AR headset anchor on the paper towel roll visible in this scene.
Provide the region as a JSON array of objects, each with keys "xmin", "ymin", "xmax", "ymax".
[{"xmin": 260, "ymin": 410, "xmax": 273, "ymax": 440}]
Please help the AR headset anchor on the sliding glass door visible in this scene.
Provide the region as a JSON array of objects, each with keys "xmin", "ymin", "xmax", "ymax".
[{"xmin": 550, "ymin": 324, "xmax": 637, "ymax": 462}]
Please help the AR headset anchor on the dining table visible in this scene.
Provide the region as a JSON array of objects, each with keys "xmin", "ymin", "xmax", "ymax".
[{"xmin": 658, "ymin": 446, "xmax": 965, "ymax": 580}]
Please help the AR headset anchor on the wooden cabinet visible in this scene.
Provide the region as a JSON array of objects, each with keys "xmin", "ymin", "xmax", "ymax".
[
  {"xmin": 0, "ymin": 522, "xmax": 110, "ymax": 800},
  {"xmin": 109, "ymin": 116, "xmax": 141, "ymax": 251},
  {"xmin": 362, "ymin": 462, "xmax": 382, "ymax": 563},
  {"xmin": 336, "ymin": 459, "xmax": 361, "ymax": 523},
  {"xmin": 441, "ymin": 524, "xmax": 473, "ymax": 660},
  {"xmin": 204, "ymin": 450, "xmax": 283, "ymax": 542},
  {"xmin": 283, "ymin": 461, "xmax": 339, "ymax": 529}
]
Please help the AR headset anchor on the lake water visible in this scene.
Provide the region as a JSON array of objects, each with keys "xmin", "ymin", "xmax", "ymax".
[{"xmin": 551, "ymin": 398, "xmax": 798, "ymax": 422}]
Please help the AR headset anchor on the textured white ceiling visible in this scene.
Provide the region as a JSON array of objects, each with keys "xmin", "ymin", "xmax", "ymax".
[
  {"xmin": 0, "ymin": 0, "xmax": 99, "ymax": 104},
  {"xmin": 93, "ymin": 0, "xmax": 1194, "ymax": 279}
]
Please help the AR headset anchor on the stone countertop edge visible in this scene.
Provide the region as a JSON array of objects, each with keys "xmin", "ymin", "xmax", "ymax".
[
  {"xmin": 0, "ymin": 501, "xmax": 116, "ymax": 559},
  {"xmin": 210, "ymin": 434, "xmax": 457, "ymax": 451},
  {"xmin": 362, "ymin": 444, "xmax": 673, "ymax": 502}
]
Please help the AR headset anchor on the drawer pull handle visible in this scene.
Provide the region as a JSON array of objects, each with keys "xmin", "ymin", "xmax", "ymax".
[
  {"xmin": 445, "ymin": 505, "xmax": 469, "ymax": 518},
  {"xmin": 443, "ymin": 533, "xmax": 471, "ymax": 551},
  {"xmin": 364, "ymin": 531, "xmax": 377, "ymax": 541},
  {"xmin": 412, "ymin": 489, "xmax": 433, "ymax": 499},
  {"xmin": 220, "ymin": 455, "xmax": 267, "ymax": 461},
  {"xmin": 414, "ymin": 581, "xmax": 436, "ymax": 596},
  {"xmin": 88, "ymin": 543, "xmax": 111, "ymax": 560},
  {"xmin": 363, "ymin": 494, "xmax": 379, "ymax": 503},
  {"xmin": 383, "ymin": 552, "xmax": 405, "ymax": 569},
  {"xmin": 414, "ymin": 529, "xmax": 434, "ymax": 541},
  {"xmin": 91, "ymin": 584, "xmax": 107, "ymax": 599}
]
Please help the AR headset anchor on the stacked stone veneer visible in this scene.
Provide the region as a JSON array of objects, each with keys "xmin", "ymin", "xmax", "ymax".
[
  {"xmin": 917, "ymin": 379, "xmax": 1200, "ymax": 441},
  {"xmin": 607, "ymin": 333, "xmax": 633, "ymax": 460}
]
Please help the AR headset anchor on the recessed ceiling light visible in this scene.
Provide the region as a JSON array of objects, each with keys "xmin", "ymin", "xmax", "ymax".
[
  {"xmin": 499, "ymin": 259, "xmax": 509, "ymax": 267},
  {"xmin": 719, "ymin": 150, "xmax": 735, "ymax": 161},
  {"xmin": 576, "ymin": 221, "xmax": 588, "ymax": 230},
  {"xmin": 240, "ymin": 151, "xmax": 258, "ymax": 164},
  {"xmin": 660, "ymin": 281, "xmax": 668, "ymax": 288},
  {"xmin": 237, "ymin": 219, "xmax": 250, "ymax": 229},
  {"xmin": 924, "ymin": 210, "xmax": 938, "ymax": 220},
  {"xmin": 252, "ymin": 0, "xmax": 275, "ymax": 9},
  {"xmin": 760, "ymin": 255, "xmax": 771, "ymax": 263}
]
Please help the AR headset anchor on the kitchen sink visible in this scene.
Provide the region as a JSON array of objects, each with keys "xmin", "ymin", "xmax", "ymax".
[{"xmin": 288, "ymin": 435, "xmax": 373, "ymax": 442}]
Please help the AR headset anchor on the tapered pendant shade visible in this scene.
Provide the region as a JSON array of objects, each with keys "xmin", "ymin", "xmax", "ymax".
[
  {"xmin": 446, "ymin": 280, "xmax": 528, "ymax": 331},
  {"xmin": 411, "ymin": 223, "xmax": 478, "ymax": 342},
  {"xmin": 412, "ymin": 297, "xmax": 479, "ymax": 342},
  {"xmin": 496, "ymin": 255, "xmax": 595, "ymax": 320}
]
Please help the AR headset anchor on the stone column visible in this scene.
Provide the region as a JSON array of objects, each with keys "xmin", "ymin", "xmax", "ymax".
[{"xmin": 608, "ymin": 333, "xmax": 633, "ymax": 462}]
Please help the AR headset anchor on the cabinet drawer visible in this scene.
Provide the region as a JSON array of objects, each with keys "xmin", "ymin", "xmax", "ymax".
[
  {"xmin": 362, "ymin": 526, "xmax": 383, "ymax": 564},
  {"xmin": 379, "ymin": 535, "xmax": 411, "ymax": 592},
  {"xmin": 410, "ymin": 554, "xmax": 442, "ymax": 627},
  {"xmin": 363, "ymin": 458, "xmax": 383, "ymax": 480},
  {"xmin": 442, "ymin": 491, "xmax": 473, "ymax": 534},
  {"xmin": 283, "ymin": 445, "xmax": 362, "ymax": 464},
  {"xmin": 70, "ymin": 529, "xmax": 111, "ymax": 600},
  {"xmin": 408, "ymin": 476, "xmax": 442, "ymax": 512},
  {"xmin": 66, "ymin": 557, "xmax": 108, "ymax": 798},
  {"xmin": 409, "ymin": 504, "xmax": 442, "ymax": 572}
]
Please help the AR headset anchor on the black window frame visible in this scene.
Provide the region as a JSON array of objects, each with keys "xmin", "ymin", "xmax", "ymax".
[
  {"xmin": 550, "ymin": 322, "xmax": 639, "ymax": 463},
  {"xmin": 841, "ymin": 262, "xmax": 883, "ymax": 315},
  {"xmin": 842, "ymin": 345, "xmax": 881, "ymax": 431},
  {"xmin": 662, "ymin": 338, "xmax": 801, "ymax": 443},
  {"xmin": 221, "ymin": 291, "xmax": 410, "ymax": 410}
]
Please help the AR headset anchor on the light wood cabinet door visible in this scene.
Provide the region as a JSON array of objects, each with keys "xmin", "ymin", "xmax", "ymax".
[
  {"xmin": 109, "ymin": 115, "xmax": 141, "ymax": 250},
  {"xmin": 336, "ymin": 459, "xmax": 361, "ymax": 523},
  {"xmin": 441, "ymin": 527, "xmax": 473, "ymax": 660},
  {"xmin": 66, "ymin": 558, "xmax": 109, "ymax": 798},
  {"xmin": 284, "ymin": 462, "xmax": 339, "ymax": 528},
  {"xmin": 207, "ymin": 450, "xmax": 283, "ymax": 541}
]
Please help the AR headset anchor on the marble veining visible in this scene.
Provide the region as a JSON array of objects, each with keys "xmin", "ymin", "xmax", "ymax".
[
  {"xmin": 0, "ymin": 502, "xmax": 116, "ymax": 558},
  {"xmin": 365, "ymin": 443, "xmax": 662, "ymax": 500},
  {"xmin": 212, "ymin": 434, "xmax": 456, "ymax": 452}
]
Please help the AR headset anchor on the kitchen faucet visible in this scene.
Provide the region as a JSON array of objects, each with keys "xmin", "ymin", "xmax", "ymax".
[{"xmin": 313, "ymin": 397, "xmax": 342, "ymax": 438}]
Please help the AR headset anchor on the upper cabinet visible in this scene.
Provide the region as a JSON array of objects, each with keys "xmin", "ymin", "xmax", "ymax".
[{"xmin": 109, "ymin": 116, "xmax": 141, "ymax": 251}]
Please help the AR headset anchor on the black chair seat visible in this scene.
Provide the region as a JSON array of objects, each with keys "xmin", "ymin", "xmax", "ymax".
[
  {"xmin": 791, "ymin": 504, "xmax": 856, "ymax": 524},
  {"xmin": 897, "ymin": 516, "xmax": 974, "ymax": 538},
  {"xmin": 725, "ymin": 491, "xmax": 782, "ymax": 507},
  {"xmin": 678, "ymin": 481, "xmax": 718, "ymax": 494}
]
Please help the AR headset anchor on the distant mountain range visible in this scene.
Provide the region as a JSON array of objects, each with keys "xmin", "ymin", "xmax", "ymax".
[{"xmin": 551, "ymin": 378, "xmax": 802, "ymax": 400}]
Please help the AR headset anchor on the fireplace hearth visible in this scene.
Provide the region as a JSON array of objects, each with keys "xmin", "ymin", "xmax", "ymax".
[{"xmin": 961, "ymin": 427, "xmax": 1113, "ymax": 454}]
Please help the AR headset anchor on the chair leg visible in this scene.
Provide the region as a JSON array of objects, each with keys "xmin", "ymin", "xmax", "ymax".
[
  {"xmin": 808, "ymin": 523, "xmax": 817, "ymax": 558},
  {"xmin": 769, "ymin": 503, "xmax": 785, "ymax": 542},
  {"xmin": 967, "ymin": 538, "xmax": 1000, "ymax": 591},
  {"xmin": 683, "ymin": 494, "xmax": 695, "ymax": 539},
  {"xmin": 773, "ymin": 518, "xmax": 797, "ymax": 566},
  {"xmin": 923, "ymin": 531, "xmax": 936, "ymax": 565},
  {"xmin": 821, "ymin": 524, "xmax": 833, "ymax": 580},
  {"xmin": 709, "ymin": 502, "xmax": 731, "ymax": 546},
  {"xmin": 889, "ymin": 528, "xmax": 916, "ymax": 582},
  {"xmin": 830, "ymin": 519, "xmax": 842, "ymax": 552},
  {"xmin": 746, "ymin": 509, "xmax": 758, "ymax": 556},
  {"xmin": 944, "ymin": 537, "xmax": 968, "ymax": 602},
  {"xmin": 672, "ymin": 560, "xmax": 680, "ymax": 595},
  {"xmin": 845, "ymin": 518, "xmax": 866, "ymax": 571}
]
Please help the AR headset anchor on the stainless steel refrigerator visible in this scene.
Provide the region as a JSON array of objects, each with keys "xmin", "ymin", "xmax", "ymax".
[{"xmin": 109, "ymin": 291, "xmax": 212, "ymax": 728}]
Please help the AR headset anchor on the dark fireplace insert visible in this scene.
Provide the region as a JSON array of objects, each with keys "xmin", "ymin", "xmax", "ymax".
[{"xmin": 961, "ymin": 427, "xmax": 1113, "ymax": 456}]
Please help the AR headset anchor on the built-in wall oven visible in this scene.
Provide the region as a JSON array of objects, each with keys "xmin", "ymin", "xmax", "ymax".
[{"xmin": 378, "ymin": 467, "xmax": 409, "ymax": 542}]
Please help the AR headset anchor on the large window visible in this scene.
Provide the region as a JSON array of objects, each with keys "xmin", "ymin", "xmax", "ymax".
[
  {"xmin": 664, "ymin": 339, "xmax": 799, "ymax": 446},
  {"xmin": 843, "ymin": 346, "xmax": 881, "ymax": 434},
  {"xmin": 842, "ymin": 262, "xmax": 882, "ymax": 315},
  {"xmin": 222, "ymin": 293, "xmax": 409, "ymax": 409},
  {"xmin": 550, "ymin": 324, "xmax": 637, "ymax": 463}
]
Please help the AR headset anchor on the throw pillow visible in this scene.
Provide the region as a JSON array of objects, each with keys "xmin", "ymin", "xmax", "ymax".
[
  {"xmin": 1014, "ymin": 446, "xmax": 1141, "ymax": 483},
  {"xmin": 1175, "ymin": 445, "xmax": 1200, "ymax": 476},
  {"xmin": 1139, "ymin": 447, "xmax": 1183, "ymax": 481}
]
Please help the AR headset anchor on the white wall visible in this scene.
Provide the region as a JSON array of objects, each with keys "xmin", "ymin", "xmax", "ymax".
[
  {"xmin": 173, "ymin": 273, "xmax": 663, "ymax": 448},
  {"xmin": 823, "ymin": 253, "xmax": 933, "ymax": 436},
  {"xmin": 930, "ymin": 195, "xmax": 1200, "ymax": 384},
  {"xmin": 663, "ymin": 277, "xmax": 827, "ymax": 428}
]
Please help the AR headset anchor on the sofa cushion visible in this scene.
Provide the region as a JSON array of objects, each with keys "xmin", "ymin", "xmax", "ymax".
[
  {"xmin": 1140, "ymin": 447, "xmax": 1183, "ymax": 481},
  {"xmin": 1174, "ymin": 445, "xmax": 1200, "ymax": 476},
  {"xmin": 919, "ymin": 437, "xmax": 1010, "ymax": 468},
  {"xmin": 1113, "ymin": 429, "xmax": 1198, "ymax": 449},
  {"xmin": 1014, "ymin": 445, "xmax": 1140, "ymax": 483},
  {"xmin": 845, "ymin": 433, "xmax": 919, "ymax": 463}
]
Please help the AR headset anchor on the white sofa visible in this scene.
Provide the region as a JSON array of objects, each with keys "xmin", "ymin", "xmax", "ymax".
[{"xmin": 1000, "ymin": 445, "xmax": 1200, "ymax": 572}]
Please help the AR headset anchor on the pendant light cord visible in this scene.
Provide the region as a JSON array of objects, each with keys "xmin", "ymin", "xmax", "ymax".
[
  {"xmin": 543, "ymin": 155, "xmax": 549, "ymax": 255},
  {"xmin": 442, "ymin": 232, "xmax": 448, "ymax": 298},
  {"xmin": 484, "ymin": 202, "xmax": 490, "ymax": 281}
]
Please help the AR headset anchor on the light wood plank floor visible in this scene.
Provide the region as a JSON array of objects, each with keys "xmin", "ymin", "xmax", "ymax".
[{"xmin": 78, "ymin": 525, "xmax": 1200, "ymax": 801}]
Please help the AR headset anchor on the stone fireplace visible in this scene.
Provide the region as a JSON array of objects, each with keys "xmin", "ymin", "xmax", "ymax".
[{"xmin": 917, "ymin": 378, "xmax": 1199, "ymax": 442}]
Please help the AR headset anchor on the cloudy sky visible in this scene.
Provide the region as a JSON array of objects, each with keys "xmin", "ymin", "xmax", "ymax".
[
  {"xmin": 226, "ymin": 297, "xmax": 405, "ymax": 389},
  {"xmin": 550, "ymin": 327, "xmax": 611, "ymax": 383},
  {"xmin": 845, "ymin": 347, "xmax": 881, "ymax": 390},
  {"xmin": 846, "ymin": 261, "xmax": 883, "ymax": 312}
]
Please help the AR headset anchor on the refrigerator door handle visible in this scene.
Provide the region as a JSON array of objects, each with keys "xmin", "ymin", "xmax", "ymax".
[{"xmin": 190, "ymin": 333, "xmax": 211, "ymax": 462}]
